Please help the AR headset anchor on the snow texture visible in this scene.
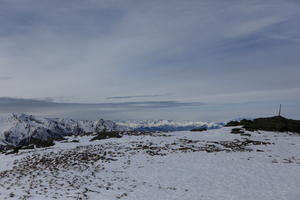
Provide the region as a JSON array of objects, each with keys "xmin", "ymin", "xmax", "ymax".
[{"xmin": 0, "ymin": 127, "xmax": 299, "ymax": 200}]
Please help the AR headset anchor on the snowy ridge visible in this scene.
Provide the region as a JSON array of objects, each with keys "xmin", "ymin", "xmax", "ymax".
[
  {"xmin": 0, "ymin": 113, "xmax": 119, "ymax": 146},
  {"xmin": 116, "ymin": 119, "xmax": 224, "ymax": 132}
]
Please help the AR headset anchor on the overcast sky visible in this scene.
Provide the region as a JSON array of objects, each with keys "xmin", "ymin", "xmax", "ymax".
[{"xmin": 0, "ymin": 0, "xmax": 300, "ymax": 121}]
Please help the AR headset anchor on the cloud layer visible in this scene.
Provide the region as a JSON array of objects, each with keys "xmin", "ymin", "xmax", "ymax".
[
  {"xmin": 0, "ymin": 0, "xmax": 299, "ymax": 120},
  {"xmin": 0, "ymin": 76, "xmax": 12, "ymax": 81}
]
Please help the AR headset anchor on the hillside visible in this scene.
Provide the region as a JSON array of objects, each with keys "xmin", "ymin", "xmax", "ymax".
[{"xmin": 225, "ymin": 116, "xmax": 300, "ymax": 134}]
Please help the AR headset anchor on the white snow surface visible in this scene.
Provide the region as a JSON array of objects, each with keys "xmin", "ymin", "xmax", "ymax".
[
  {"xmin": 0, "ymin": 113, "xmax": 119, "ymax": 146},
  {"xmin": 0, "ymin": 127, "xmax": 299, "ymax": 200}
]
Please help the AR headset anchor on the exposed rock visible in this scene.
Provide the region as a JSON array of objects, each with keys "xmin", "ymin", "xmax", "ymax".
[
  {"xmin": 231, "ymin": 128, "xmax": 245, "ymax": 134},
  {"xmin": 226, "ymin": 116, "xmax": 300, "ymax": 134},
  {"xmin": 190, "ymin": 128, "xmax": 207, "ymax": 132},
  {"xmin": 90, "ymin": 131, "xmax": 122, "ymax": 141}
]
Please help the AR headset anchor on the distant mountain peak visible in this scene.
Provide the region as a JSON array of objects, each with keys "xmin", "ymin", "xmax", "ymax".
[
  {"xmin": 115, "ymin": 119, "xmax": 224, "ymax": 132},
  {"xmin": 0, "ymin": 113, "xmax": 119, "ymax": 147}
]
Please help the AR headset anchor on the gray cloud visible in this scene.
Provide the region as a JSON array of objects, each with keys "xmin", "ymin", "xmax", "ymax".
[
  {"xmin": 106, "ymin": 93, "xmax": 170, "ymax": 100},
  {"xmin": 0, "ymin": 97, "xmax": 207, "ymax": 120},
  {"xmin": 36, "ymin": 96, "xmax": 74, "ymax": 103},
  {"xmin": 0, "ymin": 0, "xmax": 299, "ymax": 120},
  {"xmin": 0, "ymin": 76, "xmax": 12, "ymax": 81},
  {"xmin": 0, "ymin": 97, "xmax": 203, "ymax": 109},
  {"xmin": 0, "ymin": 97, "xmax": 299, "ymax": 121}
]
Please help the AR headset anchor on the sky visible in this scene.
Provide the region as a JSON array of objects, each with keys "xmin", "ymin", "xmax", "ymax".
[{"xmin": 0, "ymin": 0, "xmax": 300, "ymax": 121}]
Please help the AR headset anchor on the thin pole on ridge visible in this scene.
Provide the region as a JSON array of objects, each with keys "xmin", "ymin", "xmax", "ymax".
[{"xmin": 278, "ymin": 104, "xmax": 282, "ymax": 116}]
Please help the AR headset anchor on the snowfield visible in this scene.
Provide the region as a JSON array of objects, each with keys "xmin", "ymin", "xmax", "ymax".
[{"xmin": 0, "ymin": 127, "xmax": 299, "ymax": 200}]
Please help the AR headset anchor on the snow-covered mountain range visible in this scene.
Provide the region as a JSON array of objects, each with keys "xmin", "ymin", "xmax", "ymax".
[
  {"xmin": 0, "ymin": 113, "xmax": 119, "ymax": 146},
  {"xmin": 115, "ymin": 119, "xmax": 224, "ymax": 132},
  {"xmin": 0, "ymin": 113, "xmax": 224, "ymax": 148}
]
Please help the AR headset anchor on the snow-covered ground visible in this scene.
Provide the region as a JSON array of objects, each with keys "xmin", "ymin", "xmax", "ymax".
[{"xmin": 0, "ymin": 127, "xmax": 299, "ymax": 200}]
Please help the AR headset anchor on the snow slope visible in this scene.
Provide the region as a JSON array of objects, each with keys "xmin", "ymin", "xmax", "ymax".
[
  {"xmin": 116, "ymin": 119, "xmax": 224, "ymax": 132},
  {"xmin": 0, "ymin": 127, "xmax": 299, "ymax": 200},
  {"xmin": 0, "ymin": 113, "xmax": 119, "ymax": 146}
]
